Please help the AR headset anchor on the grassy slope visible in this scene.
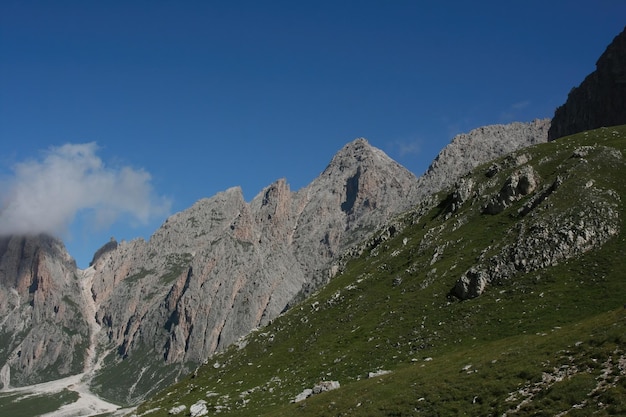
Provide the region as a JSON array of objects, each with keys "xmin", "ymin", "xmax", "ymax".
[{"xmin": 134, "ymin": 126, "xmax": 626, "ymax": 416}]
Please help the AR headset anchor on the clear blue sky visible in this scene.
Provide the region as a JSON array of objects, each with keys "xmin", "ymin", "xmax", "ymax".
[{"xmin": 1, "ymin": 1, "xmax": 624, "ymax": 267}]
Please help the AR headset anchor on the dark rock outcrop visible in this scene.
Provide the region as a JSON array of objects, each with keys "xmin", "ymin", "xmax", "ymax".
[{"xmin": 548, "ymin": 27, "xmax": 626, "ymax": 140}]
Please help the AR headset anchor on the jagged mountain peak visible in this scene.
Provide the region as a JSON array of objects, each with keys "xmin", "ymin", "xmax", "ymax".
[{"xmin": 323, "ymin": 137, "xmax": 404, "ymax": 174}]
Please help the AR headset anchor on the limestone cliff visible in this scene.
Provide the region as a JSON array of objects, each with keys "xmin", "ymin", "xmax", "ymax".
[{"xmin": 0, "ymin": 235, "xmax": 90, "ymax": 389}]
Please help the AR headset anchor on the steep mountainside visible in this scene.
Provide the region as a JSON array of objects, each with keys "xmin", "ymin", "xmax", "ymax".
[
  {"xmin": 548, "ymin": 26, "xmax": 626, "ymax": 140},
  {"xmin": 134, "ymin": 125, "xmax": 626, "ymax": 417},
  {"xmin": 0, "ymin": 121, "xmax": 550, "ymax": 408},
  {"xmin": 0, "ymin": 235, "xmax": 90, "ymax": 389}
]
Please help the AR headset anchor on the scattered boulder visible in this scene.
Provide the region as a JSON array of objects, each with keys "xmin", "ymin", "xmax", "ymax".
[
  {"xmin": 313, "ymin": 380, "xmax": 341, "ymax": 394},
  {"xmin": 368, "ymin": 370, "xmax": 392, "ymax": 378},
  {"xmin": 293, "ymin": 381, "xmax": 340, "ymax": 402},
  {"xmin": 293, "ymin": 388, "xmax": 313, "ymax": 403},
  {"xmin": 168, "ymin": 404, "xmax": 186, "ymax": 415},
  {"xmin": 189, "ymin": 400, "xmax": 208, "ymax": 417}
]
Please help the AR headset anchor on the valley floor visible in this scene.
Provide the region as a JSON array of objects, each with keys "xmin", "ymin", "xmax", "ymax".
[{"xmin": 0, "ymin": 372, "xmax": 123, "ymax": 417}]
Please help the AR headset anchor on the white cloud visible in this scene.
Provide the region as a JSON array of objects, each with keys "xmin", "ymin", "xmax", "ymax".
[{"xmin": 0, "ymin": 142, "xmax": 171, "ymax": 237}]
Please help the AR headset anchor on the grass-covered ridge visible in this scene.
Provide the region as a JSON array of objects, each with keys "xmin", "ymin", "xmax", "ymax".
[{"xmin": 133, "ymin": 126, "xmax": 626, "ymax": 416}]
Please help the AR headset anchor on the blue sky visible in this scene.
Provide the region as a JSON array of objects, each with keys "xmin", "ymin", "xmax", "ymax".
[{"xmin": 1, "ymin": 1, "xmax": 624, "ymax": 267}]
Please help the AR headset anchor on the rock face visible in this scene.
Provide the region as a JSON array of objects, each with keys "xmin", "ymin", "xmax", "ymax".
[
  {"xmin": 0, "ymin": 125, "xmax": 550, "ymax": 403},
  {"xmin": 0, "ymin": 235, "xmax": 90, "ymax": 389},
  {"xmin": 548, "ymin": 27, "xmax": 626, "ymax": 140}
]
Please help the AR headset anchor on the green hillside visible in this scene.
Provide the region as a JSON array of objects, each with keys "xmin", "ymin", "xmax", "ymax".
[{"xmin": 133, "ymin": 126, "xmax": 626, "ymax": 416}]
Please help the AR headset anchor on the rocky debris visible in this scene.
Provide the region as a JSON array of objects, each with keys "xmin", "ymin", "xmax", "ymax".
[
  {"xmin": 518, "ymin": 176, "xmax": 563, "ymax": 217},
  {"xmin": 548, "ymin": 27, "xmax": 626, "ymax": 140},
  {"xmin": 447, "ymin": 177, "xmax": 476, "ymax": 214},
  {"xmin": 368, "ymin": 369, "xmax": 391, "ymax": 378},
  {"xmin": 293, "ymin": 380, "xmax": 340, "ymax": 402},
  {"xmin": 313, "ymin": 380, "xmax": 340, "ymax": 394},
  {"xmin": 293, "ymin": 388, "xmax": 313, "ymax": 403},
  {"xmin": 455, "ymin": 203, "xmax": 620, "ymax": 299}
]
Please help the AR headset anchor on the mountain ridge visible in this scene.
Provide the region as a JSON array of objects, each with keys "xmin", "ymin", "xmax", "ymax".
[
  {"xmin": 0, "ymin": 120, "xmax": 550, "ymax": 408},
  {"xmin": 2, "ymin": 24, "xmax": 625, "ymax": 416}
]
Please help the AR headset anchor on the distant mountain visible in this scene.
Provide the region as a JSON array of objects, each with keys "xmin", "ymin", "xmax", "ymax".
[
  {"xmin": 0, "ymin": 122, "xmax": 548, "ymax": 408},
  {"xmin": 548, "ymin": 26, "xmax": 626, "ymax": 140},
  {"xmin": 0, "ymin": 235, "xmax": 90, "ymax": 388}
]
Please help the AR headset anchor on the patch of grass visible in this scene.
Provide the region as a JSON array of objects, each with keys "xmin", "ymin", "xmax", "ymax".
[{"xmin": 125, "ymin": 268, "xmax": 154, "ymax": 284}]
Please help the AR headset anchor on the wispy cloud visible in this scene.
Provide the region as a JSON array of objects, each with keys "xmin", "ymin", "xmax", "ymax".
[
  {"xmin": 387, "ymin": 138, "xmax": 421, "ymax": 158},
  {"xmin": 0, "ymin": 143, "xmax": 171, "ymax": 237},
  {"xmin": 500, "ymin": 100, "xmax": 531, "ymax": 121},
  {"xmin": 511, "ymin": 100, "xmax": 530, "ymax": 110}
]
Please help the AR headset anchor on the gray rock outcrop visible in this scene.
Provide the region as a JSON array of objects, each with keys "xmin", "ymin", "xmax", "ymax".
[
  {"xmin": 548, "ymin": 26, "xmax": 626, "ymax": 140},
  {"xmin": 416, "ymin": 119, "xmax": 550, "ymax": 199},
  {"xmin": 293, "ymin": 380, "xmax": 340, "ymax": 402}
]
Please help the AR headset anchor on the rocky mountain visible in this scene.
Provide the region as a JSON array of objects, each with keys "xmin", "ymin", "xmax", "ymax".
[
  {"xmin": 133, "ymin": 124, "xmax": 626, "ymax": 417},
  {"xmin": 84, "ymin": 138, "xmax": 425, "ymax": 402},
  {"xmin": 0, "ymin": 122, "xmax": 550, "ymax": 408},
  {"xmin": 548, "ymin": 26, "xmax": 626, "ymax": 140}
]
